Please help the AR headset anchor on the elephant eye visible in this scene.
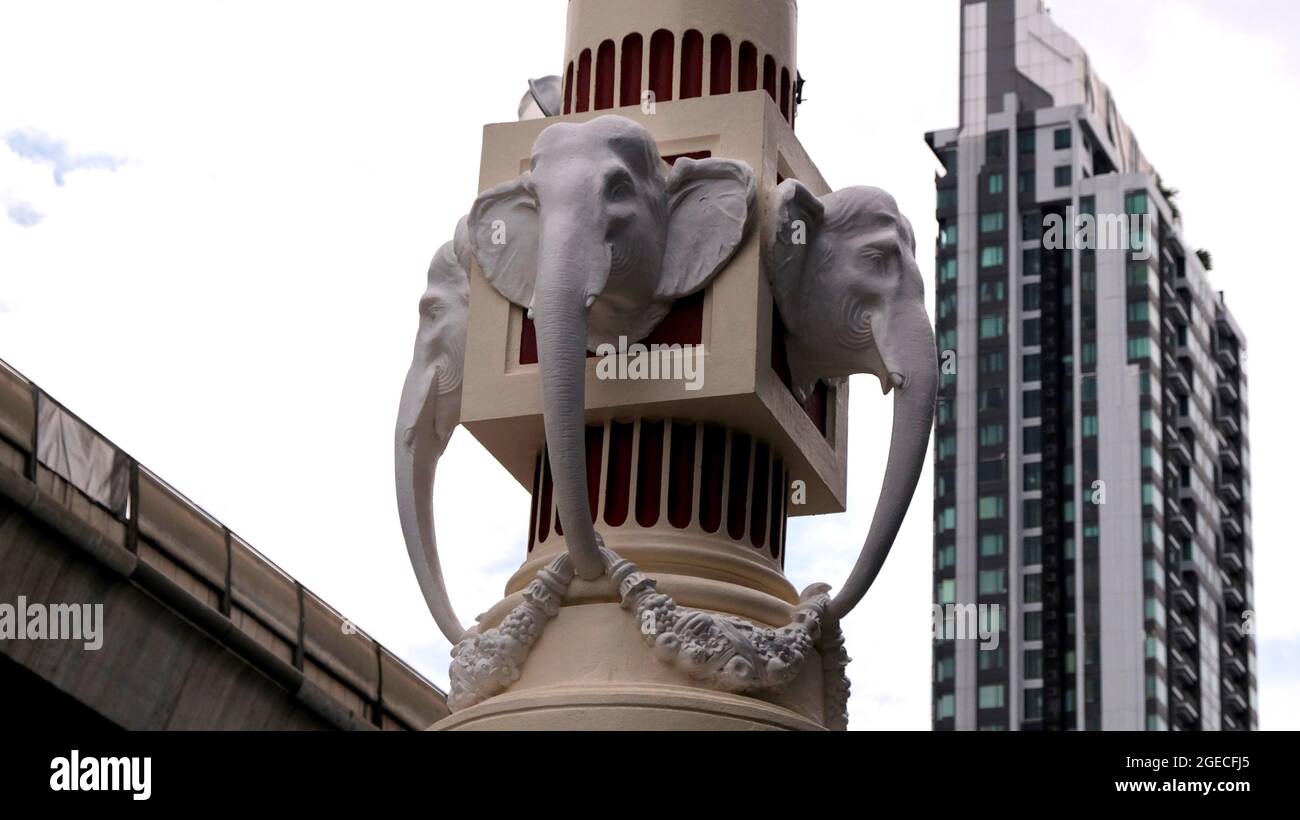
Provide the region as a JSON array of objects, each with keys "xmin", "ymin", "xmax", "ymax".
[
  {"xmin": 605, "ymin": 171, "xmax": 634, "ymax": 201},
  {"xmin": 858, "ymin": 247, "xmax": 886, "ymax": 273}
]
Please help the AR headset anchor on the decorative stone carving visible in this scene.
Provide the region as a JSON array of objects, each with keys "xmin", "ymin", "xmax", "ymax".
[
  {"xmin": 445, "ymin": 543, "xmax": 852, "ymax": 728},
  {"xmin": 466, "ymin": 114, "xmax": 755, "ymax": 582},
  {"xmin": 766, "ymin": 180, "xmax": 938, "ymax": 621},
  {"xmin": 601, "ymin": 547, "xmax": 850, "ymax": 721},
  {"xmin": 447, "ymin": 553, "xmax": 574, "ymax": 712}
]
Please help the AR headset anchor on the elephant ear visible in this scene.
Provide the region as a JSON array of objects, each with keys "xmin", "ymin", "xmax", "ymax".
[
  {"xmin": 467, "ymin": 172, "xmax": 539, "ymax": 311},
  {"xmin": 767, "ymin": 178, "xmax": 825, "ymax": 323},
  {"xmin": 656, "ymin": 157, "xmax": 757, "ymax": 300}
]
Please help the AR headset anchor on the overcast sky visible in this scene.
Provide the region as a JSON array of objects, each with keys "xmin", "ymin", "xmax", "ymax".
[{"xmin": 2, "ymin": 0, "xmax": 1296, "ymax": 730}]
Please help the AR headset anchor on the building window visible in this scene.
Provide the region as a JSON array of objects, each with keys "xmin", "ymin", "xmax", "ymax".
[
  {"xmin": 1081, "ymin": 341, "xmax": 1096, "ymax": 366},
  {"xmin": 937, "ymin": 506, "xmax": 956, "ymax": 533},
  {"xmin": 1125, "ymin": 190, "xmax": 1148, "ymax": 215},
  {"xmin": 978, "ymin": 683, "xmax": 1006, "ymax": 709},
  {"xmin": 1024, "ymin": 611, "xmax": 1042, "ymax": 641},
  {"xmin": 1023, "ymin": 536, "xmax": 1042, "ymax": 564},
  {"xmin": 1023, "ymin": 354, "xmax": 1041, "ymax": 382},
  {"xmin": 978, "ymin": 351, "xmax": 1005, "ymax": 375},
  {"xmin": 1054, "ymin": 127, "xmax": 1072, "ymax": 150},
  {"xmin": 937, "ymin": 187, "xmax": 956, "ymax": 209},
  {"xmin": 937, "ymin": 693, "xmax": 955, "ymax": 719},
  {"xmin": 1019, "ymin": 129, "xmax": 1035, "ymax": 153},
  {"xmin": 938, "ymin": 258, "xmax": 958, "ymax": 282},
  {"xmin": 937, "ymin": 543, "xmax": 956, "ymax": 570},
  {"xmin": 978, "ymin": 495, "xmax": 1005, "ymax": 519},
  {"xmin": 940, "ymin": 222, "xmax": 958, "ymax": 248},
  {"xmin": 1024, "ymin": 687, "xmax": 1044, "ymax": 720},
  {"xmin": 987, "ymin": 132, "xmax": 1006, "ymax": 158},
  {"xmin": 979, "ymin": 279, "xmax": 1006, "ymax": 302},
  {"xmin": 1022, "ymin": 281, "xmax": 1040, "ymax": 310},
  {"xmin": 1024, "ymin": 461, "xmax": 1041, "ymax": 491},
  {"xmin": 980, "ymin": 245, "xmax": 1005, "ymax": 268},
  {"xmin": 1141, "ymin": 482, "xmax": 1160, "ymax": 506},
  {"xmin": 979, "ymin": 314, "xmax": 1005, "ymax": 338},
  {"xmin": 980, "ymin": 211, "xmax": 1005, "ymax": 233},
  {"xmin": 980, "ymin": 533, "xmax": 1005, "ymax": 556},
  {"xmin": 1082, "ymin": 414, "xmax": 1098, "ymax": 437},
  {"xmin": 1081, "ymin": 374, "xmax": 1096, "ymax": 401},
  {"xmin": 979, "ymin": 569, "xmax": 1006, "ymax": 595},
  {"xmin": 979, "ymin": 424, "xmax": 1005, "ymax": 447},
  {"xmin": 1023, "ymin": 425, "xmax": 1042, "ymax": 454},
  {"xmin": 938, "ymin": 578, "xmax": 956, "ymax": 605},
  {"xmin": 1018, "ymin": 170, "xmax": 1035, "ymax": 194},
  {"xmin": 1023, "ymin": 317, "xmax": 1040, "ymax": 346},
  {"xmin": 937, "ymin": 292, "xmax": 956, "ymax": 320},
  {"xmin": 1022, "ymin": 215, "xmax": 1040, "ymax": 244},
  {"xmin": 1023, "ymin": 389, "xmax": 1041, "ymax": 417},
  {"xmin": 1127, "ymin": 261, "xmax": 1149, "ymax": 287},
  {"xmin": 1023, "ymin": 498, "xmax": 1042, "ymax": 528},
  {"xmin": 978, "ymin": 458, "xmax": 1004, "ymax": 482},
  {"xmin": 1128, "ymin": 337, "xmax": 1151, "ymax": 360},
  {"xmin": 988, "ymin": 173, "xmax": 1004, "ymax": 195},
  {"xmin": 1054, "ymin": 165, "xmax": 1072, "ymax": 187},
  {"xmin": 936, "ymin": 656, "xmax": 955, "ymax": 682},
  {"xmin": 936, "ymin": 400, "xmax": 953, "ymax": 426},
  {"xmin": 978, "ymin": 387, "xmax": 1005, "ymax": 411},
  {"xmin": 979, "ymin": 646, "xmax": 1006, "ymax": 671},
  {"xmin": 937, "ymin": 435, "xmax": 956, "ymax": 459},
  {"xmin": 1128, "ymin": 300, "xmax": 1149, "ymax": 323},
  {"xmin": 1024, "ymin": 648, "xmax": 1043, "ymax": 678}
]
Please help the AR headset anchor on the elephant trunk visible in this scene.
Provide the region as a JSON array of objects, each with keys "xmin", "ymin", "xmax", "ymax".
[
  {"xmin": 395, "ymin": 392, "xmax": 466, "ymax": 643},
  {"xmin": 828, "ymin": 306, "xmax": 938, "ymax": 621},
  {"xmin": 532, "ymin": 216, "xmax": 609, "ymax": 580}
]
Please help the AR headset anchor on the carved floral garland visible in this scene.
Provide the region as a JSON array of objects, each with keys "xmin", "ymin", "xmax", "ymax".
[{"xmin": 446, "ymin": 543, "xmax": 851, "ymax": 730}]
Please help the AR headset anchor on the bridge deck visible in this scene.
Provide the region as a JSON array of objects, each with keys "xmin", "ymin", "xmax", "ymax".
[{"xmin": 0, "ymin": 357, "xmax": 447, "ymax": 730}]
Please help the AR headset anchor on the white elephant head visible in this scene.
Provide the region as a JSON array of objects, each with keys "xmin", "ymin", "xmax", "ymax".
[
  {"xmin": 766, "ymin": 181, "xmax": 937, "ymax": 619},
  {"xmin": 394, "ymin": 218, "xmax": 472, "ymax": 642},
  {"xmin": 467, "ymin": 114, "xmax": 756, "ymax": 579}
]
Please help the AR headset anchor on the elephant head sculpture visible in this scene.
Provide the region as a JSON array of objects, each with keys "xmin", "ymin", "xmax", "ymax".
[
  {"xmin": 767, "ymin": 180, "xmax": 937, "ymax": 620},
  {"xmin": 395, "ymin": 218, "xmax": 472, "ymax": 643},
  {"xmin": 467, "ymin": 115, "xmax": 756, "ymax": 579}
]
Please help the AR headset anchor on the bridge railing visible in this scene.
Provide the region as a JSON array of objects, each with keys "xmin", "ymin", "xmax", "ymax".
[{"xmin": 0, "ymin": 356, "xmax": 447, "ymax": 730}]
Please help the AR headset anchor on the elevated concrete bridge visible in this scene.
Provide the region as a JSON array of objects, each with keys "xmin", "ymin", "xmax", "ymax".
[{"xmin": 0, "ymin": 358, "xmax": 448, "ymax": 730}]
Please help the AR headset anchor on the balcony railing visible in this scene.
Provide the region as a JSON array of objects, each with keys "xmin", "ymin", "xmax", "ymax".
[
  {"xmin": 1217, "ymin": 413, "xmax": 1241, "ymax": 437},
  {"xmin": 1218, "ymin": 476, "xmax": 1243, "ymax": 505},
  {"xmin": 1221, "ymin": 543, "xmax": 1245, "ymax": 574}
]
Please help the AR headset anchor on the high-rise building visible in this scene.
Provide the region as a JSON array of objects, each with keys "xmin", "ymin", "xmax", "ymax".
[{"xmin": 926, "ymin": 0, "xmax": 1255, "ymax": 730}]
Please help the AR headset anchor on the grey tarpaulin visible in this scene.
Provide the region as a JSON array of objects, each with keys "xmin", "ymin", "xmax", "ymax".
[{"xmin": 36, "ymin": 393, "xmax": 129, "ymax": 516}]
